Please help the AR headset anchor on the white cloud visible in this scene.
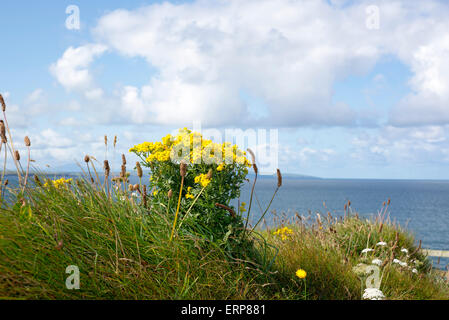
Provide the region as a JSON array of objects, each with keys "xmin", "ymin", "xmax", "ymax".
[
  {"xmin": 25, "ymin": 89, "xmax": 44, "ymax": 104},
  {"xmin": 45, "ymin": 0, "xmax": 449, "ymax": 128},
  {"xmin": 350, "ymin": 125, "xmax": 449, "ymax": 164},
  {"xmin": 89, "ymin": 0, "xmax": 386, "ymax": 126},
  {"xmin": 50, "ymin": 44, "xmax": 107, "ymax": 95},
  {"xmin": 390, "ymin": 35, "xmax": 449, "ymax": 126}
]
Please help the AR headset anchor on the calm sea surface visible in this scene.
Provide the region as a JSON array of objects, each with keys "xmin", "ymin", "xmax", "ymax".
[
  {"xmin": 235, "ymin": 177, "xmax": 449, "ymax": 268},
  {"xmin": 5, "ymin": 174, "xmax": 449, "ymax": 267}
]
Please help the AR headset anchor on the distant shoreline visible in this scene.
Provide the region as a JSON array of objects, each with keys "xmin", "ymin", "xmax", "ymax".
[{"xmin": 4, "ymin": 171, "xmax": 449, "ymax": 182}]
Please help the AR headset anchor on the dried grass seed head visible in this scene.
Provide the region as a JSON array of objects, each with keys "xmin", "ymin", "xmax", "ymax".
[
  {"xmin": 104, "ymin": 160, "xmax": 110, "ymax": 176},
  {"xmin": 0, "ymin": 121, "xmax": 6, "ymax": 143},
  {"xmin": 0, "ymin": 94, "xmax": 5, "ymax": 112},
  {"xmin": 206, "ymin": 169, "xmax": 213, "ymax": 180},
  {"xmin": 136, "ymin": 162, "xmax": 143, "ymax": 178},
  {"xmin": 24, "ymin": 136, "xmax": 31, "ymax": 147},
  {"xmin": 247, "ymin": 148, "xmax": 256, "ymax": 165},
  {"xmin": 277, "ymin": 169, "xmax": 282, "ymax": 188},
  {"xmin": 180, "ymin": 162, "xmax": 187, "ymax": 177}
]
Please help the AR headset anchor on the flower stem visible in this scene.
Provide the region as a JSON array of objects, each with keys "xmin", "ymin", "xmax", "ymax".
[{"xmin": 170, "ymin": 176, "xmax": 184, "ymax": 242}]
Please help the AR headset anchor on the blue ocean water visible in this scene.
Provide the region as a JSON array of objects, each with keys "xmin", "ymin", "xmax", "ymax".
[
  {"xmin": 5, "ymin": 174, "xmax": 449, "ymax": 267},
  {"xmin": 234, "ymin": 176, "xmax": 449, "ymax": 268}
]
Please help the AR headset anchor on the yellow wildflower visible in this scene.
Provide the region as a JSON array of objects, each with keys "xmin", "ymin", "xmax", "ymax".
[
  {"xmin": 194, "ymin": 173, "xmax": 211, "ymax": 188},
  {"xmin": 296, "ymin": 269, "xmax": 307, "ymax": 279},
  {"xmin": 273, "ymin": 226, "xmax": 294, "ymax": 240},
  {"xmin": 44, "ymin": 177, "xmax": 73, "ymax": 189}
]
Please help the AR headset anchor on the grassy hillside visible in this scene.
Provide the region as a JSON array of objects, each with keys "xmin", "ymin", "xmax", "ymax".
[{"xmin": 0, "ymin": 177, "xmax": 447, "ymax": 300}]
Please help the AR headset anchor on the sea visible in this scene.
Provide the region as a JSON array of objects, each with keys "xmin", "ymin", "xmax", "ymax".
[{"xmin": 4, "ymin": 173, "xmax": 449, "ymax": 268}]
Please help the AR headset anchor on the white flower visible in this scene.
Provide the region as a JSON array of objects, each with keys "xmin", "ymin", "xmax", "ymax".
[
  {"xmin": 363, "ymin": 288, "xmax": 385, "ymax": 300},
  {"xmin": 393, "ymin": 259, "xmax": 408, "ymax": 267},
  {"xmin": 401, "ymin": 248, "xmax": 408, "ymax": 254},
  {"xmin": 362, "ymin": 248, "xmax": 374, "ymax": 254},
  {"xmin": 376, "ymin": 241, "xmax": 387, "ymax": 246},
  {"xmin": 372, "ymin": 259, "xmax": 383, "ymax": 266},
  {"xmin": 412, "ymin": 268, "xmax": 418, "ymax": 274},
  {"xmin": 131, "ymin": 192, "xmax": 138, "ymax": 197}
]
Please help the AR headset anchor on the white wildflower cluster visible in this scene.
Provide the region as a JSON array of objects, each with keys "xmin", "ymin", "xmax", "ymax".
[
  {"xmin": 358, "ymin": 243, "xmax": 423, "ymax": 276},
  {"xmin": 362, "ymin": 288, "xmax": 385, "ymax": 300},
  {"xmin": 371, "ymin": 259, "xmax": 383, "ymax": 266},
  {"xmin": 393, "ymin": 259, "xmax": 408, "ymax": 267}
]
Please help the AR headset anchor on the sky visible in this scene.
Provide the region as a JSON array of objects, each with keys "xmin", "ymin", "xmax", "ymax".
[{"xmin": 1, "ymin": 0, "xmax": 449, "ymax": 179}]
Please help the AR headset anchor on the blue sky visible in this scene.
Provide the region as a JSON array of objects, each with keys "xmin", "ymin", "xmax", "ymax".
[{"xmin": 1, "ymin": 0, "xmax": 449, "ymax": 179}]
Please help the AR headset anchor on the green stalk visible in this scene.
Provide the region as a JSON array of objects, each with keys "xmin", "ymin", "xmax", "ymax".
[
  {"xmin": 250, "ymin": 186, "xmax": 279, "ymax": 234},
  {"xmin": 170, "ymin": 175, "xmax": 184, "ymax": 242}
]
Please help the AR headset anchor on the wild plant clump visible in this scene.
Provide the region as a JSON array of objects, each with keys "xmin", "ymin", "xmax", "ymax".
[{"xmin": 130, "ymin": 128, "xmax": 252, "ymax": 244}]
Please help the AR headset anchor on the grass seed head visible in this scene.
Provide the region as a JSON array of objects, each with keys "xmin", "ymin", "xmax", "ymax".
[
  {"xmin": 277, "ymin": 168, "xmax": 282, "ymax": 187},
  {"xmin": 180, "ymin": 162, "xmax": 187, "ymax": 178},
  {"xmin": 0, "ymin": 94, "xmax": 5, "ymax": 112},
  {"xmin": 14, "ymin": 150, "xmax": 20, "ymax": 161},
  {"xmin": 122, "ymin": 154, "xmax": 127, "ymax": 165},
  {"xmin": 33, "ymin": 175, "xmax": 42, "ymax": 186},
  {"xmin": 247, "ymin": 148, "xmax": 258, "ymax": 174},
  {"xmin": 24, "ymin": 136, "xmax": 31, "ymax": 147},
  {"xmin": 206, "ymin": 168, "xmax": 213, "ymax": 180},
  {"xmin": 168, "ymin": 189, "xmax": 173, "ymax": 199},
  {"xmin": 0, "ymin": 121, "xmax": 7, "ymax": 143},
  {"xmin": 104, "ymin": 160, "xmax": 110, "ymax": 177},
  {"xmin": 84, "ymin": 155, "xmax": 90, "ymax": 163},
  {"xmin": 104, "ymin": 135, "xmax": 108, "ymax": 146},
  {"xmin": 136, "ymin": 162, "xmax": 143, "ymax": 178},
  {"xmin": 247, "ymin": 148, "xmax": 256, "ymax": 165},
  {"xmin": 113, "ymin": 135, "xmax": 117, "ymax": 148}
]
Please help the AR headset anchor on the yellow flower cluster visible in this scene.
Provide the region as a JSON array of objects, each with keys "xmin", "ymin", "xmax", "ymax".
[
  {"xmin": 194, "ymin": 174, "xmax": 211, "ymax": 188},
  {"xmin": 44, "ymin": 177, "xmax": 73, "ymax": 189},
  {"xmin": 239, "ymin": 202, "xmax": 247, "ymax": 213},
  {"xmin": 296, "ymin": 269, "xmax": 307, "ymax": 279},
  {"xmin": 185, "ymin": 187, "xmax": 194, "ymax": 199},
  {"xmin": 129, "ymin": 128, "xmax": 251, "ymax": 167},
  {"xmin": 273, "ymin": 226, "xmax": 294, "ymax": 240}
]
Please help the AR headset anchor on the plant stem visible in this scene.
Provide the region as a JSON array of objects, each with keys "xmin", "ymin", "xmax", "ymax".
[
  {"xmin": 250, "ymin": 186, "xmax": 279, "ymax": 234},
  {"xmin": 170, "ymin": 176, "xmax": 184, "ymax": 242},
  {"xmin": 241, "ymin": 171, "xmax": 257, "ymax": 241}
]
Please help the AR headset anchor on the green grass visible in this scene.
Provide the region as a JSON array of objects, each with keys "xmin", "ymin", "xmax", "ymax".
[{"xmin": 0, "ymin": 179, "xmax": 448, "ymax": 300}]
